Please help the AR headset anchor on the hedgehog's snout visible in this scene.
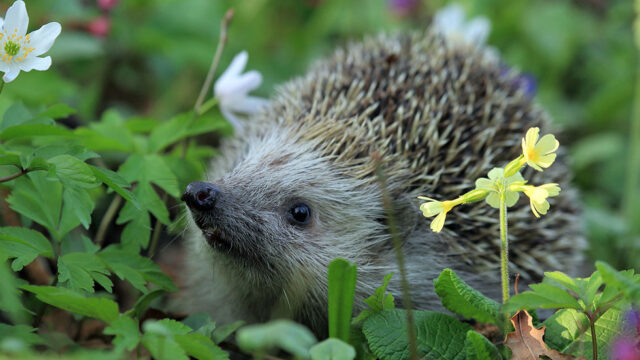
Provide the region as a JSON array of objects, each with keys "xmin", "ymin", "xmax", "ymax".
[{"xmin": 182, "ymin": 181, "xmax": 220, "ymax": 212}]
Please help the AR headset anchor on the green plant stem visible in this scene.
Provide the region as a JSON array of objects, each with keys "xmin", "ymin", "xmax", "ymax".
[
  {"xmin": 373, "ymin": 153, "xmax": 418, "ymax": 360},
  {"xmin": 0, "ymin": 80, "xmax": 5, "ymax": 95},
  {"xmin": 499, "ymin": 189, "xmax": 509, "ymax": 304},
  {"xmin": 624, "ymin": 54, "xmax": 640, "ymax": 245},
  {"xmin": 0, "ymin": 168, "xmax": 29, "ymax": 183},
  {"xmin": 587, "ymin": 312, "xmax": 598, "ymax": 360},
  {"xmin": 148, "ymin": 193, "xmax": 168, "ymax": 258},
  {"xmin": 94, "ymin": 194, "xmax": 122, "ymax": 247}
]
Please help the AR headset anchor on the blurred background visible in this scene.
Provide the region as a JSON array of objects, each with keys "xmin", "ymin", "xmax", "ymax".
[{"xmin": 1, "ymin": 0, "xmax": 637, "ymax": 270}]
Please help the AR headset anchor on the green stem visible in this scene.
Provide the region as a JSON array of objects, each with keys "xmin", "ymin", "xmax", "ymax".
[
  {"xmin": 148, "ymin": 193, "xmax": 168, "ymax": 258},
  {"xmin": 197, "ymin": 97, "xmax": 219, "ymax": 117},
  {"xmin": 0, "ymin": 168, "xmax": 29, "ymax": 183},
  {"xmin": 499, "ymin": 187, "xmax": 509, "ymax": 304},
  {"xmin": 0, "ymin": 80, "xmax": 5, "ymax": 96},
  {"xmin": 94, "ymin": 194, "xmax": 122, "ymax": 247},
  {"xmin": 624, "ymin": 54, "xmax": 640, "ymax": 246},
  {"xmin": 587, "ymin": 312, "xmax": 598, "ymax": 360}
]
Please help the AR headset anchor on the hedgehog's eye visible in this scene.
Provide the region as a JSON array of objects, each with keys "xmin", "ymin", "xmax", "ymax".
[{"xmin": 287, "ymin": 203, "xmax": 311, "ymax": 226}]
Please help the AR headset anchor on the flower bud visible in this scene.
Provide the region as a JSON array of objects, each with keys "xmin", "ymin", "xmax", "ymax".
[
  {"xmin": 504, "ymin": 155, "xmax": 524, "ymax": 178},
  {"xmin": 460, "ymin": 189, "xmax": 489, "ymax": 203}
]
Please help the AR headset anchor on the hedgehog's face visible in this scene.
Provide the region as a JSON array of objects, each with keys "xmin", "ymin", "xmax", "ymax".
[{"xmin": 182, "ymin": 130, "xmax": 390, "ymax": 282}]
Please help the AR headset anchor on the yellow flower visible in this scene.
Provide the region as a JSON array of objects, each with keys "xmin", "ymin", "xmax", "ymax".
[
  {"xmin": 510, "ymin": 183, "xmax": 561, "ymax": 217},
  {"xmin": 418, "ymin": 197, "xmax": 461, "ymax": 232},
  {"xmin": 521, "ymin": 127, "xmax": 559, "ymax": 171}
]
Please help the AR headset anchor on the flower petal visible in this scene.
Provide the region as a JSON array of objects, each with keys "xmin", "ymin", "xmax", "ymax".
[
  {"xmin": 215, "ymin": 51, "xmax": 248, "ymax": 91},
  {"xmin": 464, "ymin": 17, "xmax": 490, "ymax": 45},
  {"xmin": 475, "ymin": 177, "xmax": 495, "ymax": 191},
  {"xmin": 526, "ymin": 159, "xmax": 543, "ymax": 172},
  {"xmin": 224, "ymin": 95, "xmax": 268, "ymax": 115},
  {"xmin": 433, "ymin": 4, "xmax": 465, "ymax": 36},
  {"xmin": 541, "ymin": 183, "xmax": 561, "ymax": 197},
  {"xmin": 216, "ymin": 70, "xmax": 262, "ymax": 98},
  {"xmin": 19, "ymin": 56, "xmax": 51, "ymax": 71},
  {"xmin": 535, "ymin": 153, "xmax": 557, "ymax": 168},
  {"xmin": 430, "ymin": 212, "xmax": 447, "ymax": 232},
  {"xmin": 220, "ymin": 106, "xmax": 243, "ymax": 133},
  {"xmin": 530, "ymin": 198, "xmax": 540, "ymax": 218},
  {"xmin": 2, "ymin": 65, "xmax": 20, "ymax": 82},
  {"xmin": 485, "ymin": 192, "xmax": 500, "ymax": 208},
  {"xmin": 534, "ymin": 134, "xmax": 559, "ymax": 154},
  {"xmin": 524, "ymin": 127, "xmax": 540, "ymax": 149},
  {"xmin": 487, "ymin": 167, "xmax": 504, "ymax": 180},
  {"xmin": 28, "ymin": 22, "xmax": 62, "ymax": 56},
  {"xmin": 420, "ymin": 201, "xmax": 444, "ymax": 217},
  {"xmin": 0, "ymin": 17, "xmax": 4, "ymax": 29},
  {"xmin": 4, "ymin": 1, "xmax": 29, "ymax": 37},
  {"xmin": 506, "ymin": 191, "xmax": 520, "ymax": 207}
]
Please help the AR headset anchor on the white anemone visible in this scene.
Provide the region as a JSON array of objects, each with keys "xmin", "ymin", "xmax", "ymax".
[
  {"xmin": 0, "ymin": 1, "xmax": 61, "ymax": 83},
  {"xmin": 214, "ymin": 51, "xmax": 268, "ymax": 132},
  {"xmin": 433, "ymin": 4, "xmax": 490, "ymax": 47}
]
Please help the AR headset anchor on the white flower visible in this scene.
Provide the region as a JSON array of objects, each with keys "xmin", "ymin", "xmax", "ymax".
[
  {"xmin": 0, "ymin": 1, "xmax": 61, "ymax": 83},
  {"xmin": 433, "ymin": 4, "xmax": 490, "ymax": 47},
  {"xmin": 214, "ymin": 51, "xmax": 268, "ymax": 132}
]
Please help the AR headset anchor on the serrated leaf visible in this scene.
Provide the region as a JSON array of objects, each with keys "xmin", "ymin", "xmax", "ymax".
[
  {"xmin": 544, "ymin": 307, "xmax": 624, "ymax": 359},
  {"xmin": 137, "ymin": 182, "xmax": 171, "ymax": 224},
  {"xmin": 328, "ymin": 258, "xmax": 357, "ymax": 343},
  {"xmin": 505, "ymin": 283, "xmax": 583, "ymax": 312},
  {"xmin": 0, "ymin": 253, "xmax": 30, "ymax": 324},
  {"xmin": 182, "ymin": 313, "xmax": 217, "ymax": 338},
  {"xmin": 76, "ymin": 109, "xmax": 135, "ymax": 152},
  {"xmin": 58, "ymin": 252, "xmax": 113, "ymax": 293},
  {"xmin": 90, "ymin": 166, "xmax": 139, "ymax": 207},
  {"xmin": 464, "ymin": 331, "xmax": 501, "ymax": 360},
  {"xmin": 127, "ymin": 289, "xmax": 165, "ymax": 319},
  {"xmin": 104, "ymin": 315, "xmax": 141, "ymax": 352},
  {"xmin": 118, "ymin": 154, "xmax": 181, "ymax": 198},
  {"xmin": 310, "ymin": 338, "xmax": 356, "ymax": 360},
  {"xmin": 48, "ymin": 154, "xmax": 98, "ymax": 188},
  {"xmin": 120, "ymin": 208, "xmax": 151, "ymax": 251},
  {"xmin": 434, "ymin": 268, "xmax": 502, "ymax": 325},
  {"xmin": 0, "ymin": 227, "xmax": 54, "ymax": 271},
  {"xmin": 354, "ymin": 273, "xmax": 395, "ymax": 325},
  {"xmin": 212, "ymin": 320, "xmax": 244, "ymax": 344},
  {"xmin": 544, "ymin": 271, "xmax": 581, "ymax": 294},
  {"xmin": 362, "ymin": 309, "xmax": 471, "ymax": 360},
  {"xmin": 0, "ymin": 324, "xmax": 43, "ymax": 347},
  {"xmin": 98, "ymin": 246, "xmax": 177, "ymax": 292},
  {"xmin": 596, "ymin": 261, "xmax": 640, "ymax": 303},
  {"xmin": 0, "ymin": 124, "xmax": 73, "ymax": 140},
  {"xmin": 237, "ymin": 320, "xmax": 317, "ymax": 358},
  {"xmin": 7, "ymin": 172, "xmax": 62, "ymax": 234},
  {"xmin": 21, "ymin": 285, "xmax": 119, "ymax": 323},
  {"xmin": 62, "ymin": 187, "xmax": 95, "ymax": 229},
  {"xmin": 174, "ymin": 333, "xmax": 229, "ymax": 360},
  {"xmin": 148, "ymin": 111, "xmax": 226, "ymax": 153}
]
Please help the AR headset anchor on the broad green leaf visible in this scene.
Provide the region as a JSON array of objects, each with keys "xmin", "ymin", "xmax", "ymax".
[
  {"xmin": 182, "ymin": 313, "xmax": 217, "ymax": 338},
  {"xmin": 212, "ymin": 320, "xmax": 245, "ymax": 344},
  {"xmin": 62, "ymin": 187, "xmax": 95, "ymax": 229},
  {"xmin": 137, "ymin": 181, "xmax": 171, "ymax": 224},
  {"xmin": 310, "ymin": 338, "xmax": 356, "ymax": 360},
  {"xmin": 30, "ymin": 144, "xmax": 97, "ymax": 162},
  {"xmin": 362, "ymin": 310, "xmax": 471, "ymax": 360},
  {"xmin": 76, "ymin": 109, "xmax": 135, "ymax": 152},
  {"xmin": 328, "ymin": 258, "xmax": 357, "ymax": 342},
  {"xmin": 0, "ymin": 253, "xmax": 30, "ymax": 324},
  {"xmin": 98, "ymin": 247, "xmax": 177, "ymax": 292},
  {"xmin": 434, "ymin": 268, "xmax": 502, "ymax": 325},
  {"xmin": 104, "ymin": 315, "xmax": 141, "ymax": 352},
  {"xmin": 0, "ymin": 227, "xmax": 54, "ymax": 271},
  {"xmin": 142, "ymin": 332, "xmax": 188, "ymax": 360},
  {"xmin": 544, "ymin": 307, "xmax": 624, "ymax": 360},
  {"xmin": 236, "ymin": 320, "xmax": 317, "ymax": 358},
  {"xmin": 596, "ymin": 261, "xmax": 640, "ymax": 303},
  {"xmin": 0, "ymin": 153, "xmax": 21, "ymax": 167},
  {"xmin": 464, "ymin": 331, "xmax": 501, "ymax": 360},
  {"xmin": 7, "ymin": 172, "xmax": 62, "ymax": 234},
  {"xmin": 118, "ymin": 154, "xmax": 181, "ymax": 198},
  {"xmin": 36, "ymin": 103, "xmax": 76, "ymax": 119},
  {"xmin": 504, "ymin": 283, "xmax": 582, "ymax": 312},
  {"xmin": 120, "ymin": 207, "xmax": 151, "ymax": 251},
  {"xmin": 148, "ymin": 111, "xmax": 227, "ymax": 153},
  {"xmin": 0, "ymin": 102, "xmax": 36, "ymax": 131},
  {"xmin": 0, "ymin": 124, "xmax": 73, "ymax": 140},
  {"xmin": 90, "ymin": 166, "xmax": 138, "ymax": 206},
  {"xmin": 58, "ymin": 252, "xmax": 113, "ymax": 293},
  {"xmin": 174, "ymin": 333, "xmax": 229, "ymax": 360},
  {"xmin": 22, "ymin": 285, "xmax": 119, "ymax": 323},
  {"xmin": 48, "ymin": 154, "xmax": 98, "ymax": 188},
  {"xmin": 0, "ymin": 324, "xmax": 43, "ymax": 348},
  {"xmin": 544, "ymin": 271, "xmax": 581, "ymax": 294}
]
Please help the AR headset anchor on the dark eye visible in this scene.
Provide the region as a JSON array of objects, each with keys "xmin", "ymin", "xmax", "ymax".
[{"xmin": 287, "ymin": 203, "xmax": 311, "ymax": 226}]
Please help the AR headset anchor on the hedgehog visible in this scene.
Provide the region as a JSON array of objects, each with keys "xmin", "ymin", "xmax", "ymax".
[{"xmin": 180, "ymin": 29, "xmax": 585, "ymax": 337}]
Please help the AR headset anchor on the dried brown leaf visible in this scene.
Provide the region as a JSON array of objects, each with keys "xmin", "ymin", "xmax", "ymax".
[{"xmin": 504, "ymin": 310, "xmax": 586, "ymax": 360}]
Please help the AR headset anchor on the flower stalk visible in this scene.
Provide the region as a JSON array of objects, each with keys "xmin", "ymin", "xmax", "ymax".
[{"xmin": 499, "ymin": 185, "xmax": 509, "ymax": 303}]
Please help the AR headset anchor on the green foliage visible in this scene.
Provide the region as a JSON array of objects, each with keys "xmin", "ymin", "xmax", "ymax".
[
  {"xmin": 353, "ymin": 272, "xmax": 395, "ymax": 324},
  {"xmin": 103, "ymin": 315, "xmax": 141, "ymax": 353},
  {"xmin": 464, "ymin": 330, "xmax": 502, "ymax": 360},
  {"xmin": 434, "ymin": 268, "xmax": 502, "ymax": 325},
  {"xmin": 0, "ymin": 227, "xmax": 54, "ymax": 271},
  {"xmin": 310, "ymin": 338, "xmax": 356, "ymax": 360},
  {"xmin": 328, "ymin": 258, "xmax": 357, "ymax": 342},
  {"xmin": 236, "ymin": 320, "xmax": 318, "ymax": 358},
  {"xmin": 22, "ymin": 285, "xmax": 119, "ymax": 323},
  {"xmin": 141, "ymin": 319, "xmax": 228, "ymax": 360}
]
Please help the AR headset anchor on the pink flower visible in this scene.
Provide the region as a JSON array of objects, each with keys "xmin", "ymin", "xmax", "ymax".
[
  {"xmin": 612, "ymin": 338, "xmax": 640, "ymax": 360},
  {"xmin": 87, "ymin": 16, "xmax": 110, "ymax": 38},
  {"xmin": 97, "ymin": 0, "xmax": 120, "ymax": 12}
]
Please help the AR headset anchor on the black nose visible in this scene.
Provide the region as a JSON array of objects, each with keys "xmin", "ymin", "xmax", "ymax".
[{"xmin": 182, "ymin": 181, "xmax": 220, "ymax": 211}]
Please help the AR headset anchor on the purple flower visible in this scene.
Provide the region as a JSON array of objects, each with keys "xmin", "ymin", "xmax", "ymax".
[
  {"xmin": 388, "ymin": 0, "xmax": 417, "ymax": 16},
  {"xmin": 513, "ymin": 73, "xmax": 537, "ymax": 99},
  {"xmin": 612, "ymin": 338, "xmax": 640, "ymax": 360}
]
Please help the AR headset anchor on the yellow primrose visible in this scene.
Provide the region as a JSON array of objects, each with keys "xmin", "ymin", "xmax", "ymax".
[
  {"xmin": 510, "ymin": 183, "xmax": 561, "ymax": 217},
  {"xmin": 418, "ymin": 197, "xmax": 462, "ymax": 232},
  {"xmin": 521, "ymin": 127, "xmax": 559, "ymax": 171}
]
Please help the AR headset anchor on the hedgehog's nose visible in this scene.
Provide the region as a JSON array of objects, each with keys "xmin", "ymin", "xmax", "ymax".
[{"xmin": 182, "ymin": 181, "xmax": 220, "ymax": 211}]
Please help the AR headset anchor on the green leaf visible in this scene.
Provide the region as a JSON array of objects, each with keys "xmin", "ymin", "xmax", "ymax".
[
  {"xmin": 147, "ymin": 111, "xmax": 227, "ymax": 153},
  {"xmin": 354, "ymin": 273, "xmax": 395, "ymax": 325},
  {"xmin": 544, "ymin": 271, "xmax": 581, "ymax": 294},
  {"xmin": 142, "ymin": 319, "xmax": 190, "ymax": 360},
  {"xmin": 544, "ymin": 307, "xmax": 624, "ymax": 360},
  {"xmin": 0, "ymin": 153, "xmax": 21, "ymax": 167},
  {"xmin": 212, "ymin": 320, "xmax": 244, "ymax": 344},
  {"xmin": 58, "ymin": 252, "xmax": 113, "ymax": 293},
  {"xmin": 464, "ymin": 331, "xmax": 501, "ymax": 360},
  {"xmin": 48, "ymin": 154, "xmax": 98, "ymax": 188},
  {"xmin": 362, "ymin": 310, "xmax": 471, "ymax": 360},
  {"xmin": 127, "ymin": 289, "xmax": 165, "ymax": 319},
  {"xmin": 7, "ymin": 172, "xmax": 62, "ymax": 235},
  {"xmin": 596, "ymin": 261, "xmax": 640, "ymax": 303},
  {"xmin": 0, "ymin": 124, "xmax": 73, "ymax": 140},
  {"xmin": 98, "ymin": 246, "xmax": 177, "ymax": 292},
  {"xmin": 504, "ymin": 283, "xmax": 583, "ymax": 312},
  {"xmin": 21, "ymin": 285, "xmax": 119, "ymax": 323},
  {"xmin": 62, "ymin": 187, "xmax": 95, "ymax": 229},
  {"xmin": 137, "ymin": 181, "xmax": 171, "ymax": 224},
  {"xmin": 104, "ymin": 315, "xmax": 141, "ymax": 352},
  {"xmin": 0, "ymin": 324, "xmax": 44, "ymax": 349},
  {"xmin": 434, "ymin": 268, "xmax": 502, "ymax": 325},
  {"xmin": 76, "ymin": 109, "xmax": 135, "ymax": 152},
  {"xmin": 36, "ymin": 103, "xmax": 76, "ymax": 119},
  {"xmin": 174, "ymin": 333, "xmax": 229, "ymax": 360},
  {"xmin": 0, "ymin": 253, "xmax": 30, "ymax": 324},
  {"xmin": 118, "ymin": 154, "xmax": 181, "ymax": 198},
  {"xmin": 236, "ymin": 320, "xmax": 317, "ymax": 358},
  {"xmin": 328, "ymin": 258, "xmax": 357, "ymax": 342},
  {"xmin": 182, "ymin": 313, "xmax": 217, "ymax": 338},
  {"xmin": 90, "ymin": 166, "xmax": 139, "ymax": 207},
  {"xmin": 0, "ymin": 227, "xmax": 54, "ymax": 271},
  {"xmin": 310, "ymin": 338, "xmax": 356, "ymax": 360},
  {"xmin": 0, "ymin": 102, "xmax": 37, "ymax": 131}
]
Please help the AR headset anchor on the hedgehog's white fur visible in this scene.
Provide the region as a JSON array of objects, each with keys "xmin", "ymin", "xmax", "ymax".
[{"xmin": 181, "ymin": 30, "xmax": 584, "ymax": 336}]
